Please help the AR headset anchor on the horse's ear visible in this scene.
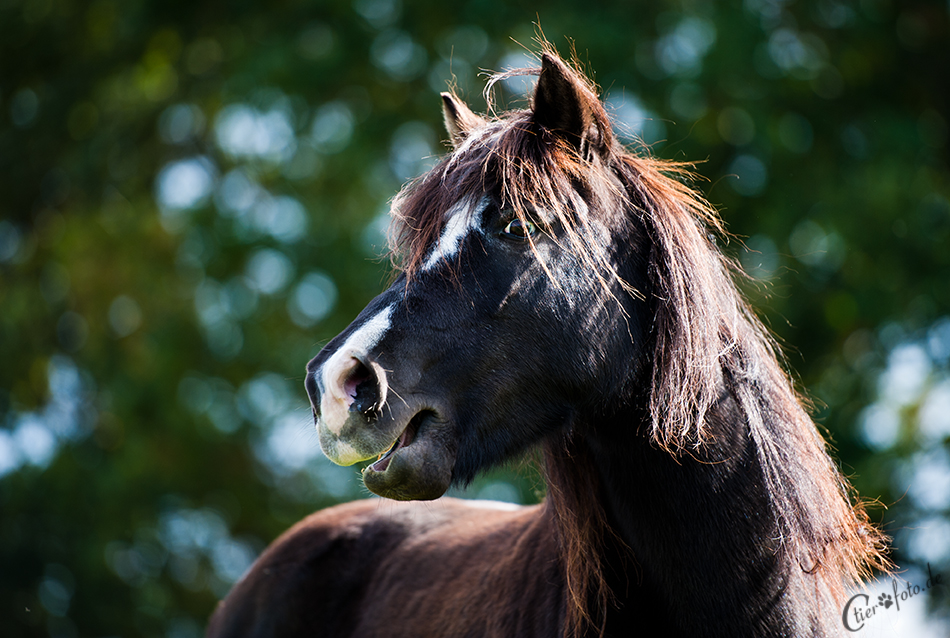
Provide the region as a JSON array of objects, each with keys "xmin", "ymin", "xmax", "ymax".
[
  {"xmin": 441, "ymin": 92, "xmax": 484, "ymax": 149},
  {"xmin": 532, "ymin": 53, "xmax": 605, "ymax": 155}
]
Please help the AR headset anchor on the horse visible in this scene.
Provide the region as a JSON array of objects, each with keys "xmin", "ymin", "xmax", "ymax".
[{"xmin": 206, "ymin": 48, "xmax": 887, "ymax": 637}]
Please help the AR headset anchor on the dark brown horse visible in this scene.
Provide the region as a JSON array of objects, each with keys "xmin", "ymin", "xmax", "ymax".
[{"xmin": 207, "ymin": 48, "xmax": 886, "ymax": 637}]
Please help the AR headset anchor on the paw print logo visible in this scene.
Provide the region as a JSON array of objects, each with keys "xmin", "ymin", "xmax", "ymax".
[{"xmin": 878, "ymin": 593, "xmax": 893, "ymax": 609}]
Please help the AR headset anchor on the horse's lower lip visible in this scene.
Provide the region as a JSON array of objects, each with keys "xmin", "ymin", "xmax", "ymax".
[{"xmin": 360, "ymin": 409, "xmax": 455, "ymax": 501}]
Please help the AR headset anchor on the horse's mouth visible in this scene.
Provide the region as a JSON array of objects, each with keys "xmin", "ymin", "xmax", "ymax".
[{"xmin": 364, "ymin": 411, "xmax": 423, "ymax": 473}]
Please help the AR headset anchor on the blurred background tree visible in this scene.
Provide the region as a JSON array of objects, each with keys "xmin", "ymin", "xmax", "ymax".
[{"xmin": 1, "ymin": 0, "xmax": 948, "ymax": 636}]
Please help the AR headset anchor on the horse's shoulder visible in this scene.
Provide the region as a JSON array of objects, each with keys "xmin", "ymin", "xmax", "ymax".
[
  {"xmin": 205, "ymin": 499, "xmax": 405, "ymax": 638},
  {"xmin": 206, "ymin": 498, "xmax": 534, "ymax": 638}
]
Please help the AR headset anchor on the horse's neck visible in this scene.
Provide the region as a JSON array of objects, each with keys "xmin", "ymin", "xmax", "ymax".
[{"xmin": 583, "ymin": 389, "xmax": 831, "ymax": 636}]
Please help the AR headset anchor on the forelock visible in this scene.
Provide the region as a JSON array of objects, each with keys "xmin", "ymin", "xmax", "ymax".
[{"xmin": 389, "ymin": 109, "xmax": 625, "ymax": 280}]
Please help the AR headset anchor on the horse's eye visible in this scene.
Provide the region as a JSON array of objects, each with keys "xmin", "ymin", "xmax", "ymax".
[{"xmin": 501, "ymin": 218, "xmax": 537, "ymax": 239}]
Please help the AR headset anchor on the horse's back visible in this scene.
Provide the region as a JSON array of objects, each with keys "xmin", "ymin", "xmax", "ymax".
[{"xmin": 207, "ymin": 497, "xmax": 564, "ymax": 638}]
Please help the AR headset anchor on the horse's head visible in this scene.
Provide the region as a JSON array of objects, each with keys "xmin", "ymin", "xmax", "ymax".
[{"xmin": 306, "ymin": 53, "xmax": 697, "ymax": 500}]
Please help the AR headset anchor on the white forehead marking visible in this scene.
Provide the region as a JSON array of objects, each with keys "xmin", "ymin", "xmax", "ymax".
[
  {"xmin": 318, "ymin": 304, "xmax": 393, "ymax": 436},
  {"xmin": 421, "ymin": 197, "xmax": 489, "ymax": 272}
]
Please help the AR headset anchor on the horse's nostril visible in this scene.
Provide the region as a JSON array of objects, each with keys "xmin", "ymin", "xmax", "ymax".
[
  {"xmin": 345, "ymin": 359, "xmax": 380, "ymax": 417},
  {"xmin": 317, "ymin": 349, "xmax": 389, "ymax": 425}
]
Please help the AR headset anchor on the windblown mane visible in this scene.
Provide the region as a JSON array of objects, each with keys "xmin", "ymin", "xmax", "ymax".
[{"xmin": 388, "ymin": 52, "xmax": 887, "ymax": 636}]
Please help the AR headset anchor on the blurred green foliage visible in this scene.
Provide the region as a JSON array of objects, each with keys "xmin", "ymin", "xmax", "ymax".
[{"xmin": 1, "ymin": 0, "xmax": 948, "ymax": 636}]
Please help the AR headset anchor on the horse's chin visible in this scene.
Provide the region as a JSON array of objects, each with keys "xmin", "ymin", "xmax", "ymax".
[{"xmin": 361, "ymin": 411, "xmax": 456, "ymax": 501}]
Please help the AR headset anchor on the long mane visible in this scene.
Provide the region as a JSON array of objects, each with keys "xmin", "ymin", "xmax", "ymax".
[{"xmin": 388, "ymin": 51, "xmax": 887, "ymax": 636}]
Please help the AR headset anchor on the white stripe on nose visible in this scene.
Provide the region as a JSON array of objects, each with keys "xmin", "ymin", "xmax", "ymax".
[{"xmin": 317, "ymin": 305, "xmax": 393, "ymax": 435}]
